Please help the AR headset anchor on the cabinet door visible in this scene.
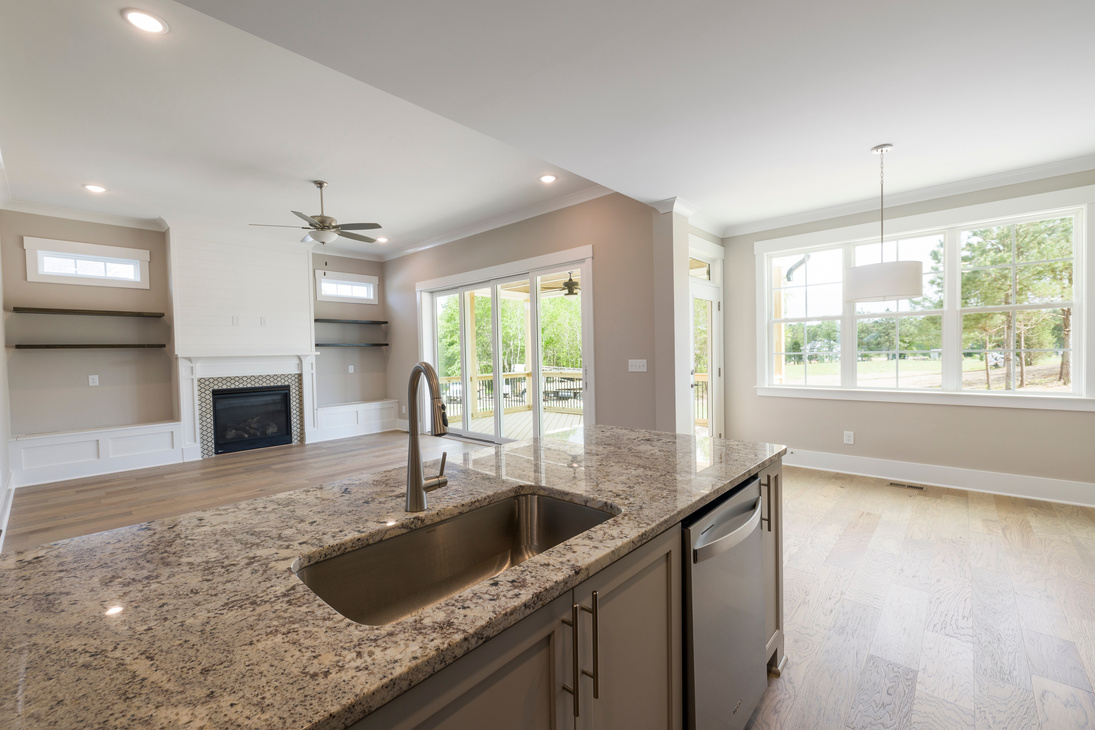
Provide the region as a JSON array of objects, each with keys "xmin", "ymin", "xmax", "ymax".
[
  {"xmin": 574, "ymin": 526, "xmax": 682, "ymax": 730},
  {"xmin": 351, "ymin": 592, "xmax": 573, "ymax": 730},
  {"xmin": 760, "ymin": 461, "xmax": 786, "ymax": 675}
]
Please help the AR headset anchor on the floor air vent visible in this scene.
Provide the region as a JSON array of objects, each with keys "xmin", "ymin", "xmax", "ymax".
[{"xmin": 888, "ymin": 481, "xmax": 926, "ymax": 491}]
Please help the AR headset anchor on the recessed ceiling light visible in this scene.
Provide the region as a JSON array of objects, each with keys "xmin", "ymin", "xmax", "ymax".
[
  {"xmin": 122, "ymin": 8, "xmax": 169, "ymax": 34},
  {"xmin": 83, "ymin": 184, "xmax": 107, "ymax": 193},
  {"xmin": 376, "ymin": 237, "xmax": 389, "ymax": 243},
  {"xmin": 540, "ymin": 175, "xmax": 557, "ymax": 183}
]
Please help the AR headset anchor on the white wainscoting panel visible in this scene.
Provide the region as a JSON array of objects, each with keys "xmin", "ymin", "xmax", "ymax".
[
  {"xmin": 9, "ymin": 422, "xmax": 184, "ymax": 488},
  {"xmin": 309, "ymin": 400, "xmax": 398, "ymax": 443},
  {"xmin": 784, "ymin": 448, "xmax": 1095, "ymax": 508}
]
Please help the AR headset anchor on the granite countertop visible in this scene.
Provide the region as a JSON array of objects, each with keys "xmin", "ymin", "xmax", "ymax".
[{"xmin": 0, "ymin": 426, "xmax": 785, "ymax": 729}]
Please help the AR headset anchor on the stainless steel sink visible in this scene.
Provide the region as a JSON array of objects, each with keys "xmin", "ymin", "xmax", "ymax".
[{"xmin": 294, "ymin": 493, "xmax": 615, "ymax": 626}]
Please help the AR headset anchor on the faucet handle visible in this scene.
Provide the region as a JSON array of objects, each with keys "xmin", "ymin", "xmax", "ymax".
[
  {"xmin": 425, "ymin": 451, "xmax": 449, "ymax": 493},
  {"xmin": 438, "ymin": 451, "xmax": 447, "ymax": 477}
]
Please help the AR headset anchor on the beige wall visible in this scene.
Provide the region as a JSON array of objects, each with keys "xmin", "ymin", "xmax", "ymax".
[
  {"xmin": 312, "ymin": 253, "xmax": 388, "ymax": 406},
  {"xmin": 0, "ymin": 211, "xmax": 174, "ymax": 434},
  {"xmin": 723, "ymin": 171, "xmax": 1095, "ymax": 485},
  {"xmin": 382, "ymin": 193, "xmax": 658, "ymax": 430}
]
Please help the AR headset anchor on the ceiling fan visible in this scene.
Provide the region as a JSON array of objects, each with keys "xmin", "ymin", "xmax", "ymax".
[
  {"xmin": 250, "ymin": 180, "xmax": 381, "ymax": 244},
  {"xmin": 544, "ymin": 271, "xmax": 580, "ymax": 296}
]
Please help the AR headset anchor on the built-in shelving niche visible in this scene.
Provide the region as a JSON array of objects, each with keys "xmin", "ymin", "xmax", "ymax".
[
  {"xmin": 9, "ymin": 307, "xmax": 168, "ymax": 349},
  {"xmin": 313, "ymin": 318, "xmax": 388, "ymax": 348}
]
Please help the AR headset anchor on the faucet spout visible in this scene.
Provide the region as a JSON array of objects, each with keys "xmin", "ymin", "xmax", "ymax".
[{"xmin": 406, "ymin": 361, "xmax": 449, "ymax": 512}]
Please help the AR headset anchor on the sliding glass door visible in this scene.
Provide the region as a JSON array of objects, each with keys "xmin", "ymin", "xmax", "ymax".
[{"xmin": 428, "ymin": 263, "xmax": 590, "ymax": 444}]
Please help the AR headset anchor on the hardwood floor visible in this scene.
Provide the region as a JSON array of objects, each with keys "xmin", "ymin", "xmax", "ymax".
[
  {"xmin": 750, "ymin": 467, "xmax": 1095, "ymax": 729},
  {"xmin": 3, "ymin": 431, "xmax": 485, "ymax": 554}
]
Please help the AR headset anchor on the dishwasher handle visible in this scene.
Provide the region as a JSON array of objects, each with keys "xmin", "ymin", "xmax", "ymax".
[{"xmin": 692, "ymin": 497, "xmax": 762, "ymax": 564}]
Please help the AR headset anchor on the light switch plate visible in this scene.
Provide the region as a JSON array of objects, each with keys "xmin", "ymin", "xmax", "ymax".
[
  {"xmin": 843, "ymin": 430, "xmax": 854, "ymax": 445},
  {"xmin": 348, "ymin": 365, "xmax": 355, "ymax": 374},
  {"xmin": 628, "ymin": 359, "xmax": 647, "ymax": 373}
]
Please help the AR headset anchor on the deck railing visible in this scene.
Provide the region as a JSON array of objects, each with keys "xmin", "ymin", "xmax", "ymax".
[
  {"xmin": 692, "ymin": 372, "xmax": 709, "ymax": 427},
  {"xmin": 439, "ymin": 370, "xmax": 583, "ymax": 419}
]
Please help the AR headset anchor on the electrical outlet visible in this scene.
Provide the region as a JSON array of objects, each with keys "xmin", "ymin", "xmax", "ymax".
[
  {"xmin": 231, "ymin": 315, "xmax": 240, "ymax": 326},
  {"xmin": 401, "ymin": 405, "xmax": 407, "ymax": 414},
  {"xmin": 843, "ymin": 430, "xmax": 854, "ymax": 445},
  {"xmin": 348, "ymin": 365, "xmax": 355, "ymax": 374},
  {"xmin": 88, "ymin": 375, "xmax": 99, "ymax": 387},
  {"xmin": 628, "ymin": 359, "xmax": 647, "ymax": 373},
  {"xmin": 260, "ymin": 316, "xmax": 267, "ymax": 327}
]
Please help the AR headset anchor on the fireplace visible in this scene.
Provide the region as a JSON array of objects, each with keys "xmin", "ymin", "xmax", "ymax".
[{"xmin": 211, "ymin": 386, "xmax": 293, "ymax": 454}]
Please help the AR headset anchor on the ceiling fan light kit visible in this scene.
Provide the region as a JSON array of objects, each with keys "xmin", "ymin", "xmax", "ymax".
[
  {"xmin": 250, "ymin": 180, "xmax": 382, "ymax": 246},
  {"xmin": 844, "ymin": 144, "xmax": 924, "ymax": 303}
]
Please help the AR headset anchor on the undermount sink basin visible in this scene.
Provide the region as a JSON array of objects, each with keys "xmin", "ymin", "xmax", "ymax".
[{"xmin": 294, "ymin": 493, "xmax": 615, "ymax": 626}]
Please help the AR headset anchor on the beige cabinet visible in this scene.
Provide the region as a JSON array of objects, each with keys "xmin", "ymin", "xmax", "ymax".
[
  {"xmin": 354, "ymin": 525, "xmax": 681, "ymax": 730},
  {"xmin": 759, "ymin": 461, "xmax": 786, "ymax": 675},
  {"xmin": 574, "ymin": 526, "xmax": 682, "ymax": 730}
]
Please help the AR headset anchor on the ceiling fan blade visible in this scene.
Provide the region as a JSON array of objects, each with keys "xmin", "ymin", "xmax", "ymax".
[
  {"xmin": 292, "ymin": 210, "xmax": 321, "ymax": 227},
  {"xmin": 250, "ymin": 223, "xmax": 309, "ymax": 229},
  {"xmin": 336, "ymin": 222, "xmax": 382, "ymax": 231},
  {"xmin": 338, "ymin": 231, "xmax": 377, "ymax": 244}
]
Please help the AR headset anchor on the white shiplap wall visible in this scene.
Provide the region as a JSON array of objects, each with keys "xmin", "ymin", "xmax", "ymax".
[{"xmin": 167, "ymin": 221, "xmax": 314, "ymax": 357}]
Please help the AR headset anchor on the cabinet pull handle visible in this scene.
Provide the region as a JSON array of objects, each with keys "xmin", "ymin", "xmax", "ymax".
[
  {"xmin": 580, "ymin": 591, "xmax": 600, "ymax": 698},
  {"xmin": 562, "ymin": 603, "xmax": 581, "ymax": 717},
  {"xmin": 760, "ymin": 473, "xmax": 773, "ymax": 532}
]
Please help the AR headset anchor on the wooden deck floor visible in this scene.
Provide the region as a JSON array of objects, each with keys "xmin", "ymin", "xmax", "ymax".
[
  {"xmin": 750, "ymin": 466, "xmax": 1095, "ymax": 729},
  {"xmin": 2, "ymin": 431, "xmax": 485, "ymax": 554},
  {"xmin": 465, "ymin": 408, "xmax": 583, "ymax": 441}
]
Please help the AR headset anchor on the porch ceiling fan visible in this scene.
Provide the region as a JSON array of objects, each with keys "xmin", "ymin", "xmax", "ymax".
[
  {"xmin": 544, "ymin": 271, "xmax": 580, "ymax": 296},
  {"xmin": 250, "ymin": 180, "xmax": 382, "ymax": 244}
]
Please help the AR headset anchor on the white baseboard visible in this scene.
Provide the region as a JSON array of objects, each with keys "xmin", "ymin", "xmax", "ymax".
[
  {"xmin": 306, "ymin": 400, "xmax": 398, "ymax": 443},
  {"xmin": 9, "ymin": 422, "xmax": 185, "ymax": 488},
  {"xmin": 395, "ymin": 418, "xmax": 409, "ymax": 433},
  {"xmin": 784, "ymin": 449, "xmax": 1095, "ymax": 507},
  {"xmin": 0, "ymin": 470, "xmax": 14, "ymax": 553}
]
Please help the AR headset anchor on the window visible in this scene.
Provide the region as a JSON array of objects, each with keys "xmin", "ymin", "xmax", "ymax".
[
  {"xmin": 315, "ymin": 270, "xmax": 378, "ymax": 304},
  {"xmin": 24, "ymin": 237, "xmax": 149, "ymax": 289},
  {"xmin": 757, "ymin": 202, "xmax": 1086, "ymax": 404}
]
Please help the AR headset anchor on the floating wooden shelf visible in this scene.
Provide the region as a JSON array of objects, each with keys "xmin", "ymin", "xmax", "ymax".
[
  {"xmin": 12, "ymin": 307, "xmax": 166, "ymax": 318},
  {"xmin": 14, "ymin": 344, "xmax": 167, "ymax": 349},
  {"xmin": 314, "ymin": 318, "xmax": 388, "ymax": 325},
  {"xmin": 315, "ymin": 343, "xmax": 389, "ymax": 348}
]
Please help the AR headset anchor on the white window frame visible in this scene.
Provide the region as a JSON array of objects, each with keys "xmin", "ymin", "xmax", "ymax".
[
  {"xmin": 24, "ymin": 237, "xmax": 150, "ymax": 289},
  {"xmin": 314, "ymin": 270, "xmax": 379, "ymax": 304},
  {"xmin": 754, "ymin": 185, "xmax": 1093, "ymax": 412}
]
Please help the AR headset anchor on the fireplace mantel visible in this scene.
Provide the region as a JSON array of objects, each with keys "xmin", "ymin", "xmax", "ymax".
[{"xmin": 177, "ymin": 354, "xmax": 317, "ymax": 460}]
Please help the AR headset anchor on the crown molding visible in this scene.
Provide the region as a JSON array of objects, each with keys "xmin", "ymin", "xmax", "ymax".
[
  {"xmin": 720, "ymin": 154, "xmax": 1095, "ymax": 239},
  {"xmin": 0, "ymin": 199, "xmax": 168, "ymax": 232},
  {"xmin": 383, "ymin": 185, "xmax": 613, "ymax": 261},
  {"xmin": 652, "ymin": 197, "xmax": 699, "ymax": 217}
]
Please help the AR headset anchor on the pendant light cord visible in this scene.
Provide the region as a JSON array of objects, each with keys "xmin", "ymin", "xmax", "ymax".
[{"xmin": 879, "ymin": 147, "xmax": 885, "ymax": 245}]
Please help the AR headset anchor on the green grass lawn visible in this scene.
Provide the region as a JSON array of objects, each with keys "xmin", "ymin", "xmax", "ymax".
[{"xmin": 776, "ymin": 354, "xmax": 1066, "ymax": 390}]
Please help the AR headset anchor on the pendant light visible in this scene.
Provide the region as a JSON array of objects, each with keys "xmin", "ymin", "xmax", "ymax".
[{"xmin": 844, "ymin": 144, "xmax": 923, "ymax": 302}]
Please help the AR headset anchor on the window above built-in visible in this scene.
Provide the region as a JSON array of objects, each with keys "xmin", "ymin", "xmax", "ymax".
[
  {"xmin": 755, "ymin": 187, "xmax": 1092, "ymax": 410},
  {"xmin": 315, "ymin": 270, "xmax": 378, "ymax": 304},
  {"xmin": 24, "ymin": 237, "xmax": 149, "ymax": 289}
]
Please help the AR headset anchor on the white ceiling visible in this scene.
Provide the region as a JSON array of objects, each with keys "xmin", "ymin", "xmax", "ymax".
[
  {"xmin": 177, "ymin": 0, "xmax": 1095, "ymax": 234},
  {"xmin": 2, "ymin": 0, "xmax": 1094, "ymax": 256},
  {"xmin": 0, "ymin": 0, "xmax": 603, "ymax": 259}
]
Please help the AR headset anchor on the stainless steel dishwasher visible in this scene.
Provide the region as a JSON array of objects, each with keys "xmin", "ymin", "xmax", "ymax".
[{"xmin": 682, "ymin": 477, "xmax": 768, "ymax": 730}]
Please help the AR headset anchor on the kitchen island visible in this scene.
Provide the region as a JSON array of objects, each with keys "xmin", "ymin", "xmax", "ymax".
[{"xmin": 0, "ymin": 426, "xmax": 784, "ymax": 729}]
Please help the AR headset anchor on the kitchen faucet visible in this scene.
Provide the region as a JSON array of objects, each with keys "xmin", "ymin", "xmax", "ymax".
[{"xmin": 406, "ymin": 361, "xmax": 449, "ymax": 512}]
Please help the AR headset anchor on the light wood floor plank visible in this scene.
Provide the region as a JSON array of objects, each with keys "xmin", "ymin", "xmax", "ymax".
[
  {"xmin": 846, "ymin": 654, "xmax": 918, "ymax": 730},
  {"xmin": 1032, "ymin": 675, "xmax": 1095, "ymax": 727},
  {"xmin": 974, "ymin": 676, "xmax": 1039, "ymax": 730},
  {"xmin": 1023, "ymin": 629, "xmax": 1093, "ymax": 692},
  {"xmin": 871, "ymin": 584, "xmax": 930, "ymax": 670},
  {"xmin": 917, "ymin": 631, "xmax": 975, "ymax": 710},
  {"xmin": 911, "ymin": 690, "xmax": 975, "ymax": 729}
]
